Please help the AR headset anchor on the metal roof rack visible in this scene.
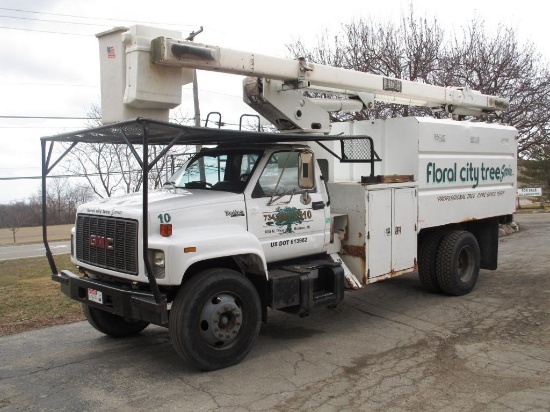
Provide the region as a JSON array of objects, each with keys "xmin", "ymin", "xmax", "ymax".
[{"xmin": 41, "ymin": 118, "xmax": 379, "ymax": 307}]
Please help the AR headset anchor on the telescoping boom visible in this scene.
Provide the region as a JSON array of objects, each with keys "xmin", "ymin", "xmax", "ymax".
[
  {"xmin": 150, "ymin": 36, "xmax": 509, "ymax": 117},
  {"xmin": 97, "ymin": 25, "xmax": 509, "ymax": 128}
]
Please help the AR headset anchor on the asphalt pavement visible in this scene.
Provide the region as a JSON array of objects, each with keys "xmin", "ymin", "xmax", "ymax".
[
  {"xmin": 0, "ymin": 241, "xmax": 70, "ymax": 261},
  {"xmin": 0, "ymin": 213, "xmax": 549, "ymax": 411}
]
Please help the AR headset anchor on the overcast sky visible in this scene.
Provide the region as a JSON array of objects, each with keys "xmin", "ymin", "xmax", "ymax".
[{"xmin": 1, "ymin": 0, "xmax": 548, "ymax": 204}]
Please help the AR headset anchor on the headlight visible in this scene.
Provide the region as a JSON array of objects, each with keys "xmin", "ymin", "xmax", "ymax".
[
  {"xmin": 152, "ymin": 250, "xmax": 165, "ymax": 267},
  {"xmin": 148, "ymin": 249, "xmax": 165, "ymax": 279}
]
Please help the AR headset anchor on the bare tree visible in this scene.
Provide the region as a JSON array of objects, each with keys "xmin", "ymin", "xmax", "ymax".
[
  {"xmin": 26, "ymin": 194, "xmax": 42, "ymax": 226},
  {"xmin": 62, "ymin": 105, "xmax": 195, "ymax": 197},
  {"xmin": 171, "ymin": 108, "xmax": 194, "ymax": 126},
  {"xmin": 0, "ymin": 183, "xmax": 93, "ymax": 234},
  {"xmin": 63, "ymin": 104, "xmax": 127, "ymax": 198},
  {"xmin": 43, "ymin": 179, "xmax": 95, "ymax": 224},
  {"xmin": 288, "ymin": 8, "xmax": 445, "ymax": 121},
  {"xmin": 47, "ymin": 178, "xmax": 67, "ymax": 225},
  {"xmin": 64, "ymin": 143, "xmax": 125, "ymax": 198},
  {"xmin": 440, "ymin": 20, "xmax": 550, "ymax": 157},
  {"xmin": 0, "ymin": 202, "xmax": 31, "ymax": 243},
  {"xmin": 287, "ymin": 9, "xmax": 550, "ymax": 157},
  {"xmin": 56, "ymin": 180, "xmax": 94, "ymax": 220}
]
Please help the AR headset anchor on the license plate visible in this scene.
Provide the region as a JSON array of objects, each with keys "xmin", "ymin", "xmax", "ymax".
[{"xmin": 88, "ymin": 288, "xmax": 103, "ymax": 304}]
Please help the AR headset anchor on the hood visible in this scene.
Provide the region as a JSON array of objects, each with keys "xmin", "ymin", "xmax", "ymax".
[{"xmin": 78, "ymin": 188, "xmax": 244, "ymax": 218}]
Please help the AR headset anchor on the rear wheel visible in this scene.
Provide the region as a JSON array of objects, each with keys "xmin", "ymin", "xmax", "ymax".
[
  {"xmin": 436, "ymin": 230, "xmax": 480, "ymax": 296},
  {"xmin": 418, "ymin": 230, "xmax": 447, "ymax": 293},
  {"xmin": 83, "ymin": 305, "xmax": 149, "ymax": 337},
  {"xmin": 169, "ymin": 268, "xmax": 262, "ymax": 371}
]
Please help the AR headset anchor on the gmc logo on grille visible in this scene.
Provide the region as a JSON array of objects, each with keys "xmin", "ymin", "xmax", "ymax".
[{"xmin": 89, "ymin": 235, "xmax": 114, "ymax": 250}]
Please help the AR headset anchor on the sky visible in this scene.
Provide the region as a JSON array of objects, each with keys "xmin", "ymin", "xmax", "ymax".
[{"xmin": 1, "ymin": 0, "xmax": 549, "ymax": 204}]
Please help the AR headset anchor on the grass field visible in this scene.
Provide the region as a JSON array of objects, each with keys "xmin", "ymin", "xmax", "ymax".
[
  {"xmin": 0, "ymin": 224, "xmax": 73, "ymax": 246},
  {"xmin": 0, "ymin": 254, "xmax": 84, "ymax": 336}
]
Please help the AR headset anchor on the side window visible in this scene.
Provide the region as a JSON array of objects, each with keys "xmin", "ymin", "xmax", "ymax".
[
  {"xmin": 204, "ymin": 154, "xmax": 227, "ymax": 185},
  {"xmin": 256, "ymin": 151, "xmax": 301, "ymax": 197},
  {"xmin": 240, "ymin": 154, "xmax": 259, "ymax": 179}
]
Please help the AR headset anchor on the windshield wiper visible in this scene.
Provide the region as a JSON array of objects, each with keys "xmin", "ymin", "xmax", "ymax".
[
  {"xmin": 184, "ymin": 181, "xmax": 212, "ymax": 189},
  {"xmin": 269, "ymin": 188, "xmax": 295, "ymax": 205},
  {"xmin": 163, "ymin": 181, "xmax": 177, "ymax": 188}
]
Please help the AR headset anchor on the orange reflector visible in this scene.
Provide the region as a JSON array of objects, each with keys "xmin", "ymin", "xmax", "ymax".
[
  {"xmin": 160, "ymin": 223, "xmax": 172, "ymax": 237},
  {"xmin": 184, "ymin": 247, "xmax": 196, "ymax": 253}
]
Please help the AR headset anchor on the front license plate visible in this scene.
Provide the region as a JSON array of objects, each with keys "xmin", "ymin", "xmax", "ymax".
[{"xmin": 88, "ymin": 288, "xmax": 103, "ymax": 304}]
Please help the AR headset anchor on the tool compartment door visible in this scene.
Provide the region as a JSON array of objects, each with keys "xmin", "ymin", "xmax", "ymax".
[
  {"xmin": 392, "ymin": 187, "xmax": 417, "ymax": 271},
  {"xmin": 367, "ymin": 189, "xmax": 392, "ymax": 278}
]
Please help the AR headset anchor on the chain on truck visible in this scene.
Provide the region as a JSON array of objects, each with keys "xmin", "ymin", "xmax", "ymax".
[{"xmin": 42, "ymin": 25, "xmax": 517, "ymax": 371}]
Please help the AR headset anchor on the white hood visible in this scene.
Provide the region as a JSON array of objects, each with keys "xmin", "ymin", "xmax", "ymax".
[{"xmin": 78, "ymin": 188, "xmax": 244, "ymax": 218}]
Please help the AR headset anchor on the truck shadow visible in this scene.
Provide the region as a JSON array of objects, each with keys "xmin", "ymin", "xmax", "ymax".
[{"xmin": 85, "ymin": 274, "xmax": 439, "ymax": 374}]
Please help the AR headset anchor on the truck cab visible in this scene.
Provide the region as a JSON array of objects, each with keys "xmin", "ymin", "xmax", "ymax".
[
  {"xmin": 74, "ymin": 144, "xmax": 332, "ymax": 287},
  {"xmin": 169, "ymin": 145, "xmax": 329, "ymax": 263},
  {"xmin": 54, "ymin": 130, "xmax": 346, "ymax": 371}
]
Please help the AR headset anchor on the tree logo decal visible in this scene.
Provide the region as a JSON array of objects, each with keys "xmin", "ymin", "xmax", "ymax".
[{"xmin": 274, "ymin": 206, "xmax": 304, "ymax": 233}]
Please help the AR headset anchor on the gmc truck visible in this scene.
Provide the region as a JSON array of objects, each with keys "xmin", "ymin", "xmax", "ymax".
[{"xmin": 43, "ymin": 25, "xmax": 516, "ymax": 370}]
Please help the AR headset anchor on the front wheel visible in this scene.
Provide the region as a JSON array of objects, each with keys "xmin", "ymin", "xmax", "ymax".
[
  {"xmin": 83, "ymin": 305, "xmax": 149, "ymax": 337},
  {"xmin": 169, "ymin": 268, "xmax": 262, "ymax": 371},
  {"xmin": 436, "ymin": 230, "xmax": 480, "ymax": 296}
]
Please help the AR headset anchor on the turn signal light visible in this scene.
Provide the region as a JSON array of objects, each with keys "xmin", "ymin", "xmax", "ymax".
[
  {"xmin": 184, "ymin": 247, "xmax": 196, "ymax": 253},
  {"xmin": 160, "ymin": 223, "xmax": 172, "ymax": 237}
]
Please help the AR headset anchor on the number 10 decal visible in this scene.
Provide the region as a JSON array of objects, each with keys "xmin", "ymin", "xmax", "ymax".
[{"xmin": 158, "ymin": 213, "xmax": 172, "ymax": 223}]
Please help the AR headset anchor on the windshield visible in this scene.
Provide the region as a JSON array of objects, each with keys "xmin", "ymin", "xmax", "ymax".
[{"xmin": 168, "ymin": 149, "xmax": 262, "ymax": 193}]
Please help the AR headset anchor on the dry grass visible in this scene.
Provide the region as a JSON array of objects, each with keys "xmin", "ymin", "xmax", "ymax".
[
  {"xmin": 0, "ymin": 254, "xmax": 84, "ymax": 336},
  {"xmin": 516, "ymin": 201, "xmax": 548, "ymax": 214},
  {"xmin": 0, "ymin": 224, "xmax": 73, "ymax": 246}
]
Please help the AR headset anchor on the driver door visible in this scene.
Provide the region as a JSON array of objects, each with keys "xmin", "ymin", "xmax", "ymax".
[{"xmin": 245, "ymin": 150, "xmax": 328, "ymax": 262}]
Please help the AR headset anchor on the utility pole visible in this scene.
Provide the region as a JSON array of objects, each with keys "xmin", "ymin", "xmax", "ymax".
[
  {"xmin": 186, "ymin": 28, "xmax": 204, "ymax": 128},
  {"xmin": 186, "ymin": 26, "xmax": 205, "ymax": 179}
]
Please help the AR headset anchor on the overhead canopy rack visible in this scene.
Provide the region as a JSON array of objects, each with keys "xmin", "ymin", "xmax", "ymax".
[
  {"xmin": 41, "ymin": 117, "xmax": 361, "ymax": 145},
  {"xmin": 41, "ymin": 118, "xmax": 380, "ymax": 307}
]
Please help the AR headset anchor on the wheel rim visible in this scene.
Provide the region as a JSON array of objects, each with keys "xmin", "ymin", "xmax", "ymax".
[
  {"xmin": 199, "ymin": 293, "xmax": 243, "ymax": 349},
  {"xmin": 457, "ymin": 245, "xmax": 475, "ymax": 283}
]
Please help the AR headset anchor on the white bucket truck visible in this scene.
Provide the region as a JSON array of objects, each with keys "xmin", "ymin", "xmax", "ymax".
[{"xmin": 43, "ymin": 25, "xmax": 516, "ymax": 370}]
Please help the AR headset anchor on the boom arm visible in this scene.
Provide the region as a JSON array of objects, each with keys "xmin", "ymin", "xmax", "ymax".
[
  {"xmin": 150, "ymin": 36, "xmax": 509, "ymax": 117},
  {"xmin": 96, "ymin": 25, "xmax": 509, "ymax": 129}
]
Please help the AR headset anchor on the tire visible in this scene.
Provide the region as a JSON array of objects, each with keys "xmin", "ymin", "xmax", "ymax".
[
  {"xmin": 436, "ymin": 230, "xmax": 480, "ymax": 296},
  {"xmin": 169, "ymin": 268, "xmax": 262, "ymax": 371},
  {"xmin": 83, "ymin": 304, "xmax": 149, "ymax": 337},
  {"xmin": 418, "ymin": 230, "xmax": 447, "ymax": 293}
]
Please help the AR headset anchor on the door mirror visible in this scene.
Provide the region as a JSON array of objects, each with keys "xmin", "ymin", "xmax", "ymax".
[{"xmin": 299, "ymin": 151, "xmax": 315, "ymax": 190}]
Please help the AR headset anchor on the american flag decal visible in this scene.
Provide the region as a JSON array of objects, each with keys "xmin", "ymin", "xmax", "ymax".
[{"xmin": 107, "ymin": 46, "xmax": 116, "ymax": 59}]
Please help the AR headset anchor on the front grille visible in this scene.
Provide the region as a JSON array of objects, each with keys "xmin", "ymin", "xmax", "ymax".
[{"xmin": 76, "ymin": 214, "xmax": 138, "ymax": 275}]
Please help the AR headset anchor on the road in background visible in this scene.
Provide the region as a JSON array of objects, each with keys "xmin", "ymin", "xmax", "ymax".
[
  {"xmin": 0, "ymin": 241, "xmax": 70, "ymax": 261},
  {"xmin": 1, "ymin": 213, "xmax": 549, "ymax": 411}
]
